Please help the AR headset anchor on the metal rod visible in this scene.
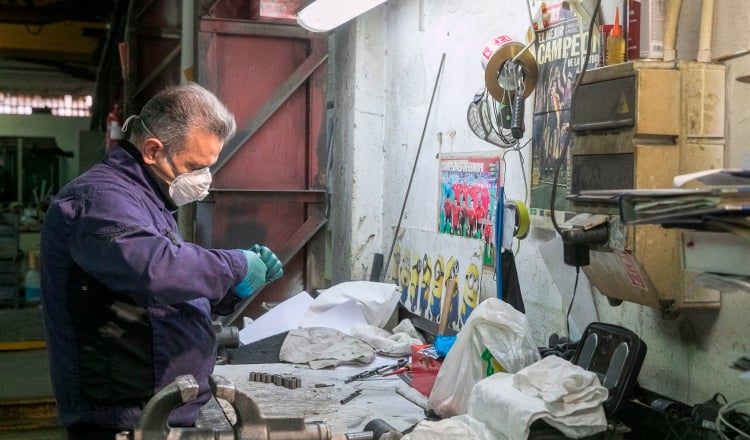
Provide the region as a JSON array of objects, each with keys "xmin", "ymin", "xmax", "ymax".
[
  {"xmin": 512, "ymin": 0, "xmax": 538, "ymax": 64},
  {"xmin": 340, "ymin": 389, "xmax": 363, "ymax": 405},
  {"xmin": 381, "ymin": 53, "xmax": 446, "ymax": 281},
  {"xmin": 511, "ymin": 39, "xmax": 535, "ymax": 64}
]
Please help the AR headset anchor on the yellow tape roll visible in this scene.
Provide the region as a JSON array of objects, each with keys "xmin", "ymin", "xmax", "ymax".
[{"xmin": 505, "ymin": 199, "xmax": 531, "ymax": 240}]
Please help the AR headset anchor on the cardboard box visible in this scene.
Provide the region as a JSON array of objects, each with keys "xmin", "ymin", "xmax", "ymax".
[
  {"xmin": 627, "ymin": 0, "xmax": 664, "ymax": 60},
  {"xmin": 411, "ymin": 344, "xmax": 443, "ymax": 397}
]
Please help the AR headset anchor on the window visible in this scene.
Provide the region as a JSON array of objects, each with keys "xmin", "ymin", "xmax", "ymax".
[{"xmin": 0, "ymin": 93, "xmax": 91, "ymax": 117}]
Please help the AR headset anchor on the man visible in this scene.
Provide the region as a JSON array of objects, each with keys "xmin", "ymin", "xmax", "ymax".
[{"xmin": 40, "ymin": 83, "xmax": 283, "ymax": 438}]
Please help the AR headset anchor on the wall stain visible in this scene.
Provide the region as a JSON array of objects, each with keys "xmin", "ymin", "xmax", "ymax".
[{"xmin": 353, "ymin": 233, "xmax": 375, "ymax": 261}]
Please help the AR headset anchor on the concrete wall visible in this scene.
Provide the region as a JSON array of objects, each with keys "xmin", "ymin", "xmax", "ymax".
[{"xmin": 330, "ymin": 0, "xmax": 749, "ymax": 406}]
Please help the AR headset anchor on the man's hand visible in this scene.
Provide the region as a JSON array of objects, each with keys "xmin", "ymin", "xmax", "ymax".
[
  {"xmin": 233, "ymin": 250, "xmax": 268, "ymax": 298},
  {"xmin": 250, "ymin": 244, "xmax": 283, "ymax": 282}
]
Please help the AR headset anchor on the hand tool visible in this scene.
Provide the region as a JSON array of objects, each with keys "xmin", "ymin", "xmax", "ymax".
[
  {"xmin": 344, "ymin": 359, "xmax": 408, "ymax": 383},
  {"xmin": 340, "ymin": 389, "xmax": 363, "ymax": 405}
]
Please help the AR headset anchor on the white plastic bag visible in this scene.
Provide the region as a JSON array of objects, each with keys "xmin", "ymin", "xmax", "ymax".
[{"xmin": 427, "ymin": 298, "xmax": 540, "ymax": 417}]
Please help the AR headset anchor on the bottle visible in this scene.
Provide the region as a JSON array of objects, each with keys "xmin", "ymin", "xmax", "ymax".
[
  {"xmin": 24, "ymin": 268, "xmax": 40, "ymax": 303},
  {"xmin": 606, "ymin": 7, "xmax": 625, "ymax": 66},
  {"xmin": 24, "ymin": 250, "xmax": 41, "ymax": 303}
]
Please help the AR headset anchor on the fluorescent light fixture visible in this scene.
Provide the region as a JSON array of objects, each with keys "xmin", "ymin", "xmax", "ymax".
[{"xmin": 297, "ymin": 0, "xmax": 388, "ymax": 33}]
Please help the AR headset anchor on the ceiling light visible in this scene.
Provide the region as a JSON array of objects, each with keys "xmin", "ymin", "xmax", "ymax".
[{"xmin": 297, "ymin": 0, "xmax": 388, "ymax": 33}]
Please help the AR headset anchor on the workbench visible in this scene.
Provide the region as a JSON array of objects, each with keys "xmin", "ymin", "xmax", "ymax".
[{"xmin": 212, "ymin": 362, "xmax": 429, "ymax": 437}]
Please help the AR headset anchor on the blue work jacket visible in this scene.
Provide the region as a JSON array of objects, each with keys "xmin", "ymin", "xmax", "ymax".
[{"xmin": 40, "ymin": 141, "xmax": 248, "ymax": 430}]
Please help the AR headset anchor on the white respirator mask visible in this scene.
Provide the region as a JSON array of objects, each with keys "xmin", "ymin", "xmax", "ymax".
[{"xmin": 169, "ymin": 167, "xmax": 212, "ymax": 206}]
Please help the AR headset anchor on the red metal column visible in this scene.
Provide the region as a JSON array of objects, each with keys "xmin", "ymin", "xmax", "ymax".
[{"xmin": 196, "ymin": 14, "xmax": 328, "ymax": 321}]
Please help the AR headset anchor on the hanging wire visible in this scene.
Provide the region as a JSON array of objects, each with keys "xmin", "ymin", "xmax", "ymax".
[
  {"xmin": 501, "ymin": 137, "xmax": 531, "ymax": 256},
  {"xmin": 566, "ymin": 266, "xmax": 580, "ymax": 337}
]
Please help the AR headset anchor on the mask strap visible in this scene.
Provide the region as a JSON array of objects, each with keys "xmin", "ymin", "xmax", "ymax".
[
  {"xmin": 140, "ymin": 118, "xmax": 158, "ymax": 139},
  {"xmin": 121, "ymin": 114, "xmax": 159, "ymax": 140},
  {"xmin": 121, "ymin": 115, "xmax": 138, "ymax": 132}
]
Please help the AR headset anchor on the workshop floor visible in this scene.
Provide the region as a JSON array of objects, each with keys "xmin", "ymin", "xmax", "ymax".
[{"xmin": 0, "ymin": 304, "xmax": 62, "ymax": 438}]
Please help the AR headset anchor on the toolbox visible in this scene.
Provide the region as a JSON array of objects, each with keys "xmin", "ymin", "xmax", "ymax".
[{"xmin": 411, "ymin": 344, "xmax": 443, "ymax": 397}]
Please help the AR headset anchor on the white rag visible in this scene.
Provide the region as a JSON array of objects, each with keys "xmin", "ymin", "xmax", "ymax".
[
  {"xmin": 512, "ymin": 355, "xmax": 609, "ymax": 416},
  {"xmin": 351, "ymin": 319, "xmax": 425, "ymax": 356},
  {"xmin": 401, "ymin": 414, "xmax": 499, "ymax": 440},
  {"xmin": 279, "ymin": 327, "xmax": 375, "ymax": 369},
  {"xmin": 468, "ymin": 362, "xmax": 609, "ymax": 439}
]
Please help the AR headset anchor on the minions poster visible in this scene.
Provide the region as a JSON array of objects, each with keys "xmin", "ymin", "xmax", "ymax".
[
  {"xmin": 389, "ymin": 227, "xmax": 487, "ymax": 331},
  {"xmin": 437, "ymin": 155, "xmax": 502, "ymax": 267}
]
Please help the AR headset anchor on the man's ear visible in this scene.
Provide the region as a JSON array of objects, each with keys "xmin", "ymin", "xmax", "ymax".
[{"xmin": 141, "ymin": 138, "xmax": 163, "ymax": 165}]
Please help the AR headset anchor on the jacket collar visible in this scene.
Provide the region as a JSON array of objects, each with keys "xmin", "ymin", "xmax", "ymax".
[{"xmin": 109, "ymin": 141, "xmax": 178, "ymax": 211}]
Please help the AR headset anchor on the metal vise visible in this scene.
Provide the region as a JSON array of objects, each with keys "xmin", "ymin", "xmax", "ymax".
[{"xmin": 119, "ymin": 375, "xmax": 334, "ymax": 440}]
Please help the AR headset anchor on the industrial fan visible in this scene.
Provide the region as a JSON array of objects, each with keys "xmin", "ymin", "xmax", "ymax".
[{"xmin": 467, "ymin": 86, "xmax": 518, "ymax": 148}]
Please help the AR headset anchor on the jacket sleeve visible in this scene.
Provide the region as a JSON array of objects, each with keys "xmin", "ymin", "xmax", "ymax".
[{"xmin": 67, "ymin": 183, "xmax": 248, "ymax": 306}]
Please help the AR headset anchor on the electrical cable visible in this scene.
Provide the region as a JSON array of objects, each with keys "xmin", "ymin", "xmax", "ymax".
[
  {"xmin": 566, "ymin": 265, "xmax": 580, "ymax": 338},
  {"xmin": 717, "ymin": 397, "xmax": 750, "ymax": 439},
  {"xmin": 500, "ymin": 137, "xmax": 531, "ymax": 255},
  {"xmin": 549, "ymin": 0, "xmax": 602, "ymax": 235},
  {"xmin": 714, "ymin": 393, "xmax": 730, "ymax": 405},
  {"xmin": 495, "ymin": 186, "xmax": 505, "ymax": 300}
]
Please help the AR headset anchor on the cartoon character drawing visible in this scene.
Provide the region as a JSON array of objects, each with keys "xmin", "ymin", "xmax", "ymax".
[
  {"xmin": 460, "ymin": 263, "xmax": 480, "ymax": 324},
  {"xmin": 399, "ymin": 249, "xmax": 411, "ymax": 304},
  {"xmin": 408, "ymin": 252, "xmax": 421, "ymax": 312},
  {"xmin": 419, "ymin": 254, "xmax": 432, "ymax": 315},
  {"xmin": 391, "ymin": 243, "xmax": 401, "ymax": 285},
  {"xmin": 445, "ymin": 257, "xmax": 461, "ymax": 329},
  {"xmin": 430, "ymin": 255, "xmax": 445, "ymax": 321}
]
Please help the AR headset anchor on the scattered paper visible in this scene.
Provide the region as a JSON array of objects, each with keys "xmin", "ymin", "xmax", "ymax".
[
  {"xmin": 299, "ymin": 299, "xmax": 369, "ymax": 335},
  {"xmin": 238, "ymin": 291, "xmax": 314, "ymax": 345}
]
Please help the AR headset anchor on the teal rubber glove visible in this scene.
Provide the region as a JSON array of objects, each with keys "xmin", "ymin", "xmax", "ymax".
[
  {"xmin": 233, "ymin": 249, "xmax": 268, "ymax": 298},
  {"xmin": 250, "ymin": 244, "xmax": 283, "ymax": 281}
]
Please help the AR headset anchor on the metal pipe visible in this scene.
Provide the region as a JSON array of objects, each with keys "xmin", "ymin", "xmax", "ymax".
[
  {"xmin": 381, "ymin": 53, "xmax": 447, "ymax": 281},
  {"xmin": 696, "ymin": 0, "xmax": 714, "ymax": 63},
  {"xmin": 662, "ymin": 0, "xmax": 683, "ymax": 62},
  {"xmin": 180, "ymin": 0, "xmax": 194, "ymax": 83}
]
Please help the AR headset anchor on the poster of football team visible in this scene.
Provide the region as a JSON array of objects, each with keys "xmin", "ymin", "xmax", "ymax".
[{"xmin": 437, "ymin": 156, "xmax": 502, "ymax": 268}]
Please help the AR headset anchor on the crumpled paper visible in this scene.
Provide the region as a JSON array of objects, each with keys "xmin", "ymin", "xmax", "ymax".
[{"xmin": 279, "ymin": 327, "xmax": 375, "ymax": 369}]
